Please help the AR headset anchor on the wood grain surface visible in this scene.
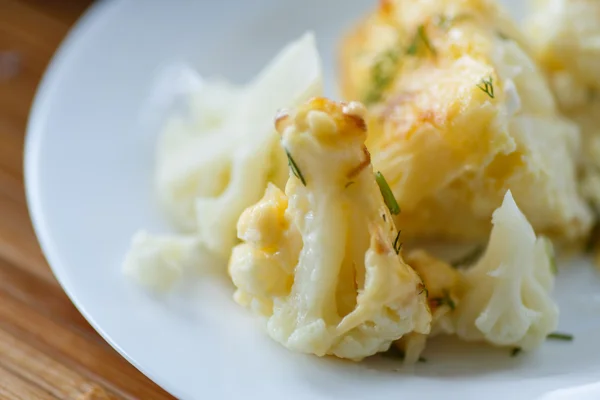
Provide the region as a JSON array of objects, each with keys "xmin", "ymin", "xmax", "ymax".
[{"xmin": 0, "ymin": 1, "xmax": 174, "ymax": 399}]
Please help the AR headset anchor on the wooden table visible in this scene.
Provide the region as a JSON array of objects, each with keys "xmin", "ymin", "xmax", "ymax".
[{"xmin": 1, "ymin": 1, "xmax": 174, "ymax": 399}]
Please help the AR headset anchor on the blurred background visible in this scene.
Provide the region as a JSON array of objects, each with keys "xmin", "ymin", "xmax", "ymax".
[{"xmin": 1, "ymin": 1, "xmax": 172, "ymax": 398}]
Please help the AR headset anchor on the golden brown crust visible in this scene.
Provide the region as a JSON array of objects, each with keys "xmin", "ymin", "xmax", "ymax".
[
  {"xmin": 347, "ymin": 146, "xmax": 372, "ymax": 179},
  {"xmin": 274, "ymin": 110, "xmax": 291, "ymax": 134},
  {"xmin": 291, "ymin": 97, "xmax": 369, "ymax": 142}
]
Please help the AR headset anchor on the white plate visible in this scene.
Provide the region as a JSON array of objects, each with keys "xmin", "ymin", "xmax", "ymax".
[{"xmin": 24, "ymin": 1, "xmax": 600, "ymax": 399}]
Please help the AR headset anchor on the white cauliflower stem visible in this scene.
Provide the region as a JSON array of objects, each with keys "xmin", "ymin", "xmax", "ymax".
[
  {"xmin": 453, "ymin": 190, "xmax": 559, "ymax": 350},
  {"xmin": 228, "ymin": 98, "xmax": 431, "ymax": 360},
  {"xmin": 123, "ymin": 33, "xmax": 324, "ymax": 293},
  {"xmin": 156, "ymin": 32, "xmax": 323, "ymax": 258}
]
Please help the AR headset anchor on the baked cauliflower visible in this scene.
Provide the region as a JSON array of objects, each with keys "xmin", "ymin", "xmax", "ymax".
[
  {"xmin": 156, "ymin": 32, "xmax": 322, "ymax": 258},
  {"xmin": 339, "ymin": 0, "xmax": 591, "ymax": 244},
  {"xmin": 526, "ymin": 0, "xmax": 600, "ymax": 214},
  {"xmin": 404, "ymin": 249, "xmax": 465, "ymax": 336},
  {"xmin": 391, "ymin": 250, "xmax": 465, "ymax": 363},
  {"xmin": 526, "ymin": 0, "xmax": 600, "ymax": 98},
  {"xmin": 228, "ymin": 98, "xmax": 431, "ymax": 360},
  {"xmin": 453, "ymin": 190, "xmax": 559, "ymax": 350},
  {"xmin": 123, "ymin": 231, "xmax": 205, "ymax": 292}
]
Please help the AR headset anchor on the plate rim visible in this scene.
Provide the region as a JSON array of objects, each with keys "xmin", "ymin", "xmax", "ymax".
[
  {"xmin": 21, "ymin": 1, "xmax": 600, "ymax": 399},
  {"xmin": 23, "ymin": 1, "xmax": 182, "ymax": 398}
]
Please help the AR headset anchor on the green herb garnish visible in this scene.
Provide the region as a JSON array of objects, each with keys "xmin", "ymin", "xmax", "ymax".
[
  {"xmin": 345, "ymin": 181, "xmax": 355, "ymax": 189},
  {"xmin": 286, "ymin": 149, "xmax": 306, "ymax": 186},
  {"xmin": 540, "ymin": 236, "xmax": 557, "ymax": 275},
  {"xmin": 393, "ymin": 231, "xmax": 402, "ymax": 254},
  {"xmin": 497, "ymin": 31, "xmax": 510, "ymax": 40},
  {"xmin": 431, "ymin": 290, "xmax": 455, "ymax": 310},
  {"xmin": 407, "ymin": 25, "xmax": 436, "ymax": 56},
  {"xmin": 476, "ymin": 76, "xmax": 495, "ymax": 99},
  {"xmin": 363, "ymin": 48, "xmax": 401, "ymax": 105},
  {"xmin": 510, "ymin": 347, "xmax": 522, "ymax": 357},
  {"xmin": 588, "ymin": 87, "xmax": 598, "ymax": 103},
  {"xmin": 375, "ymin": 171, "xmax": 400, "ymax": 215},
  {"xmin": 436, "ymin": 14, "xmax": 472, "ymax": 30},
  {"xmin": 451, "ymin": 245, "xmax": 485, "ymax": 268},
  {"xmin": 547, "ymin": 332, "xmax": 574, "ymax": 341}
]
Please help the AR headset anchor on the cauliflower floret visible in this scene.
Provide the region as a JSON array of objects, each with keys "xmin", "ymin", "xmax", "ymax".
[
  {"xmin": 404, "ymin": 249, "xmax": 465, "ymax": 336},
  {"xmin": 526, "ymin": 0, "xmax": 600, "ymax": 97},
  {"xmin": 389, "ymin": 250, "xmax": 465, "ymax": 362},
  {"xmin": 526, "ymin": 0, "xmax": 600, "ymax": 220},
  {"xmin": 453, "ymin": 190, "xmax": 559, "ymax": 350},
  {"xmin": 156, "ymin": 32, "xmax": 323, "ymax": 258},
  {"xmin": 392, "ymin": 332, "xmax": 428, "ymax": 364},
  {"xmin": 229, "ymin": 184, "xmax": 299, "ymax": 316},
  {"xmin": 229, "ymin": 98, "xmax": 431, "ymax": 360},
  {"xmin": 339, "ymin": 0, "xmax": 591, "ymax": 244},
  {"xmin": 123, "ymin": 231, "xmax": 205, "ymax": 292}
]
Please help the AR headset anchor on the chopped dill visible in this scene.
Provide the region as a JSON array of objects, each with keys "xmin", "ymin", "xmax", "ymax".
[
  {"xmin": 497, "ymin": 31, "xmax": 510, "ymax": 40},
  {"xmin": 363, "ymin": 48, "xmax": 401, "ymax": 105},
  {"xmin": 435, "ymin": 15, "xmax": 452, "ymax": 29},
  {"xmin": 418, "ymin": 282, "xmax": 428, "ymax": 297},
  {"xmin": 451, "ymin": 245, "xmax": 485, "ymax": 268},
  {"xmin": 345, "ymin": 181, "xmax": 355, "ymax": 189},
  {"xmin": 588, "ymin": 87, "xmax": 598, "ymax": 103},
  {"xmin": 375, "ymin": 171, "xmax": 400, "ymax": 215},
  {"xmin": 476, "ymin": 76, "xmax": 495, "ymax": 99},
  {"xmin": 541, "ymin": 237, "xmax": 557, "ymax": 275},
  {"xmin": 547, "ymin": 332, "xmax": 574, "ymax": 341},
  {"xmin": 382, "ymin": 214, "xmax": 387, "ymax": 222},
  {"xmin": 511, "ymin": 347, "xmax": 522, "ymax": 357},
  {"xmin": 435, "ymin": 14, "xmax": 472, "ymax": 30},
  {"xmin": 407, "ymin": 25, "xmax": 436, "ymax": 56},
  {"xmin": 364, "ymin": 23, "xmax": 439, "ymax": 104},
  {"xmin": 285, "ymin": 149, "xmax": 306, "ymax": 186},
  {"xmin": 393, "ymin": 230, "xmax": 402, "ymax": 254}
]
